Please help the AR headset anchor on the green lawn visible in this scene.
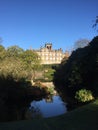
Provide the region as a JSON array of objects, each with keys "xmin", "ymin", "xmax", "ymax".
[{"xmin": 0, "ymin": 99, "xmax": 98, "ymax": 130}]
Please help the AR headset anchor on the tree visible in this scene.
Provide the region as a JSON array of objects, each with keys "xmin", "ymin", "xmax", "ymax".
[
  {"xmin": 7, "ymin": 45, "xmax": 24, "ymax": 57},
  {"xmin": 53, "ymin": 36, "xmax": 98, "ymax": 100},
  {"xmin": 0, "ymin": 45, "xmax": 5, "ymax": 52},
  {"xmin": 0, "ymin": 57, "xmax": 28, "ymax": 81},
  {"xmin": 0, "ymin": 44, "xmax": 6, "ymax": 60},
  {"xmin": 92, "ymin": 16, "xmax": 98, "ymax": 32},
  {"xmin": 0, "ymin": 37, "xmax": 5, "ymax": 54},
  {"xmin": 0, "ymin": 37, "xmax": 3, "ymax": 44},
  {"xmin": 21, "ymin": 50, "xmax": 41, "ymax": 80},
  {"xmin": 74, "ymin": 39, "xmax": 90, "ymax": 50}
]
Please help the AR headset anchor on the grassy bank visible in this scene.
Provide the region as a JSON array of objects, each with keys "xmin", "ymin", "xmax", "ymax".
[{"xmin": 0, "ymin": 99, "xmax": 98, "ymax": 130}]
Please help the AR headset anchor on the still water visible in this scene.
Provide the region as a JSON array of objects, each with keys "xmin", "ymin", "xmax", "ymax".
[
  {"xmin": 29, "ymin": 95, "xmax": 67, "ymax": 118},
  {"xmin": 0, "ymin": 95, "xmax": 67, "ymax": 122}
]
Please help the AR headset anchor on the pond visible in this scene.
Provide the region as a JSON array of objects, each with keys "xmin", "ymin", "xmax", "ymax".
[
  {"xmin": 28, "ymin": 95, "xmax": 67, "ymax": 118},
  {"xmin": 0, "ymin": 94, "xmax": 67, "ymax": 122}
]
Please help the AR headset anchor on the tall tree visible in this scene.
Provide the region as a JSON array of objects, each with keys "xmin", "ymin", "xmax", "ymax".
[
  {"xmin": 0, "ymin": 45, "xmax": 5, "ymax": 52},
  {"xmin": 0, "ymin": 57, "xmax": 27, "ymax": 81},
  {"xmin": 0, "ymin": 37, "xmax": 3, "ymax": 44},
  {"xmin": 92, "ymin": 16, "xmax": 98, "ymax": 32},
  {"xmin": 7, "ymin": 45, "xmax": 24, "ymax": 57},
  {"xmin": 53, "ymin": 36, "xmax": 98, "ymax": 100},
  {"xmin": 74, "ymin": 39, "xmax": 90, "ymax": 50},
  {"xmin": 21, "ymin": 50, "xmax": 41, "ymax": 80},
  {"xmin": 0, "ymin": 44, "xmax": 6, "ymax": 60},
  {"xmin": 0, "ymin": 37, "xmax": 4, "ymax": 52}
]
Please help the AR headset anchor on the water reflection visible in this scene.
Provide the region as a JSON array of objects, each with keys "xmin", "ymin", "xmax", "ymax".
[
  {"xmin": 0, "ymin": 95, "xmax": 67, "ymax": 122},
  {"xmin": 29, "ymin": 95, "xmax": 67, "ymax": 118},
  {"xmin": 45, "ymin": 95, "xmax": 53, "ymax": 102}
]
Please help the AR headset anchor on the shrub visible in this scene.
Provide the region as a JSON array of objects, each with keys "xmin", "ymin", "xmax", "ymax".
[
  {"xmin": 75, "ymin": 89, "xmax": 94, "ymax": 102},
  {"xmin": 47, "ymin": 87, "xmax": 54, "ymax": 95}
]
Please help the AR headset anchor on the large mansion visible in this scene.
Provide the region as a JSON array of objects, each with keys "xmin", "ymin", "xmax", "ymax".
[{"xmin": 33, "ymin": 43, "xmax": 69, "ymax": 64}]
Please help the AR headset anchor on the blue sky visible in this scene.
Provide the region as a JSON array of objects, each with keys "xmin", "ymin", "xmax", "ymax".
[{"xmin": 0, "ymin": 0, "xmax": 98, "ymax": 52}]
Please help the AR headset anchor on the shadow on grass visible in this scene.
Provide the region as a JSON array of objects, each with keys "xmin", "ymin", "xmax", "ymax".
[{"xmin": 0, "ymin": 99, "xmax": 98, "ymax": 130}]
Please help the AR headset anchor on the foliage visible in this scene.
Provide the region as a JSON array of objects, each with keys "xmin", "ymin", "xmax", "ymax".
[
  {"xmin": 0, "ymin": 57, "xmax": 28, "ymax": 81},
  {"xmin": 61, "ymin": 56, "xmax": 68, "ymax": 65},
  {"xmin": 47, "ymin": 87, "xmax": 54, "ymax": 95},
  {"xmin": 53, "ymin": 36, "xmax": 98, "ymax": 100},
  {"xmin": 21, "ymin": 50, "xmax": 41, "ymax": 80},
  {"xmin": 93, "ymin": 16, "xmax": 98, "ymax": 31},
  {"xmin": 0, "ymin": 44, "xmax": 42, "ymax": 103},
  {"xmin": 0, "ymin": 44, "xmax": 42, "ymax": 81},
  {"xmin": 33, "ymin": 64, "xmax": 56, "ymax": 82},
  {"xmin": 74, "ymin": 39, "xmax": 90, "ymax": 50},
  {"xmin": 21, "ymin": 50, "xmax": 40, "ymax": 69},
  {"xmin": 75, "ymin": 89, "xmax": 94, "ymax": 102},
  {"xmin": 7, "ymin": 45, "xmax": 24, "ymax": 57},
  {"xmin": 0, "ymin": 44, "xmax": 5, "ymax": 51},
  {"xmin": 44, "ymin": 68, "xmax": 55, "ymax": 81},
  {"xmin": 0, "ymin": 45, "xmax": 6, "ymax": 60},
  {"xmin": 0, "ymin": 37, "xmax": 3, "ymax": 44}
]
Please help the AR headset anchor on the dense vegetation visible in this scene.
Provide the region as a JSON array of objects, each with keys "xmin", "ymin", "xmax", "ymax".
[
  {"xmin": 0, "ymin": 44, "xmax": 56, "ymax": 105},
  {"xmin": 0, "ymin": 35, "xmax": 98, "ymax": 122},
  {"xmin": 0, "ymin": 43, "xmax": 57, "ymax": 121},
  {"xmin": 0, "ymin": 45, "xmax": 50, "ymax": 112},
  {"xmin": 33, "ymin": 64, "xmax": 56, "ymax": 82},
  {"xmin": 0, "ymin": 45, "xmax": 41, "ymax": 81},
  {"xmin": 53, "ymin": 36, "xmax": 98, "ymax": 103}
]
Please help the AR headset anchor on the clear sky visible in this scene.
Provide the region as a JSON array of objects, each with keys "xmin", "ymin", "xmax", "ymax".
[{"xmin": 0, "ymin": 0, "xmax": 98, "ymax": 52}]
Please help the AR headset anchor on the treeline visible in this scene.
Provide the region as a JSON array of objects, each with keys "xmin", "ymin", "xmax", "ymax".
[
  {"xmin": 0, "ymin": 45, "xmax": 41, "ymax": 82},
  {"xmin": 53, "ymin": 36, "xmax": 98, "ymax": 103},
  {"xmin": 0, "ymin": 45, "xmax": 47, "ymax": 107}
]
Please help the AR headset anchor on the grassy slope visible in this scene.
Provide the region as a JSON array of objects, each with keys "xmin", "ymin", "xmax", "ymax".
[{"xmin": 0, "ymin": 100, "xmax": 98, "ymax": 130}]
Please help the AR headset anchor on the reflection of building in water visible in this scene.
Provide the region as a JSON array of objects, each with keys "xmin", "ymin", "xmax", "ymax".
[
  {"xmin": 34, "ymin": 43, "xmax": 69, "ymax": 64},
  {"xmin": 45, "ymin": 95, "xmax": 53, "ymax": 103}
]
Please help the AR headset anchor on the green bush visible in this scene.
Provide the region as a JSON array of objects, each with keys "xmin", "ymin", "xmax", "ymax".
[
  {"xmin": 75, "ymin": 89, "xmax": 94, "ymax": 102},
  {"xmin": 44, "ymin": 68, "xmax": 55, "ymax": 81},
  {"xmin": 47, "ymin": 87, "xmax": 54, "ymax": 95}
]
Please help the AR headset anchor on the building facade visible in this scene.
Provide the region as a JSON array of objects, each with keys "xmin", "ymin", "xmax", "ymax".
[{"xmin": 34, "ymin": 43, "xmax": 69, "ymax": 64}]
